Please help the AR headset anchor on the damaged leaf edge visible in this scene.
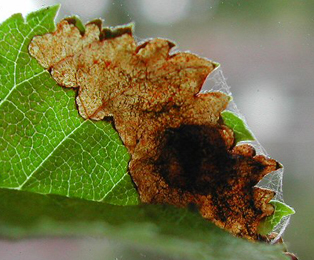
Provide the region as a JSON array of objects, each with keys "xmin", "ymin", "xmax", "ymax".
[
  {"xmin": 258, "ymin": 200, "xmax": 295, "ymax": 236},
  {"xmin": 221, "ymin": 110, "xmax": 255, "ymax": 143},
  {"xmin": 65, "ymin": 14, "xmax": 135, "ymax": 40},
  {"xmin": 220, "ymin": 108, "xmax": 295, "ymax": 236}
]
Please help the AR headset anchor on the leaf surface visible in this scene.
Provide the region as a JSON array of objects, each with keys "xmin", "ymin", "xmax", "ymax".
[
  {"xmin": 0, "ymin": 5, "xmax": 139, "ymax": 205},
  {"xmin": 221, "ymin": 110, "xmax": 255, "ymax": 143}
]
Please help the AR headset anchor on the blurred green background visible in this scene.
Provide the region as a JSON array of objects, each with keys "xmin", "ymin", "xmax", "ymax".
[{"xmin": 0, "ymin": 0, "xmax": 313, "ymax": 259}]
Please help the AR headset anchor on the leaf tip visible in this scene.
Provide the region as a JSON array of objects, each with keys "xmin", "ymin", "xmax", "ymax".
[
  {"xmin": 65, "ymin": 15, "xmax": 86, "ymax": 35},
  {"xmin": 221, "ymin": 110, "xmax": 255, "ymax": 143},
  {"xmin": 258, "ymin": 200, "xmax": 295, "ymax": 236},
  {"xmin": 212, "ymin": 61, "xmax": 221, "ymax": 69}
]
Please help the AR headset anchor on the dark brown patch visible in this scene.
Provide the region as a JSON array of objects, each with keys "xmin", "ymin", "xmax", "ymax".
[{"xmin": 156, "ymin": 125, "xmax": 236, "ymax": 194}]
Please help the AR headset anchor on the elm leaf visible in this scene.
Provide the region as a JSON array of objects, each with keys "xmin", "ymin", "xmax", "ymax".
[
  {"xmin": 0, "ymin": 5, "xmax": 291, "ymax": 260},
  {"xmin": 221, "ymin": 110, "xmax": 255, "ymax": 143}
]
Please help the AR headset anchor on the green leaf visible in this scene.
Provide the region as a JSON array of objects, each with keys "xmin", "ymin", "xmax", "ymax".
[
  {"xmin": 0, "ymin": 188, "xmax": 288, "ymax": 260},
  {"xmin": 0, "ymin": 5, "xmax": 139, "ymax": 206},
  {"xmin": 221, "ymin": 110, "xmax": 255, "ymax": 143},
  {"xmin": 258, "ymin": 200, "xmax": 295, "ymax": 236}
]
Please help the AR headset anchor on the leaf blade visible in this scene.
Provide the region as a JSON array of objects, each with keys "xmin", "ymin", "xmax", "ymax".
[{"xmin": 0, "ymin": 6, "xmax": 293, "ymax": 259}]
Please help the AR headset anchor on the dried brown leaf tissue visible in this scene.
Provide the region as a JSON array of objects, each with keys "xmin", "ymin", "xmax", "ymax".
[{"xmin": 29, "ymin": 20, "xmax": 280, "ymax": 240}]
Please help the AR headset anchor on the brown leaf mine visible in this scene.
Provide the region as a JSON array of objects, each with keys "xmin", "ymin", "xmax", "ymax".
[{"xmin": 29, "ymin": 20, "xmax": 279, "ymax": 240}]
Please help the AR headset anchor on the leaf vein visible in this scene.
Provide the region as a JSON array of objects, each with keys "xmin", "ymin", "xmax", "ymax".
[{"xmin": 17, "ymin": 120, "xmax": 87, "ymax": 190}]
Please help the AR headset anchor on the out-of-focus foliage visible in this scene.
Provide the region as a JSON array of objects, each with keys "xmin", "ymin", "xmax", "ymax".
[{"xmin": 0, "ymin": 188, "xmax": 288, "ymax": 260}]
